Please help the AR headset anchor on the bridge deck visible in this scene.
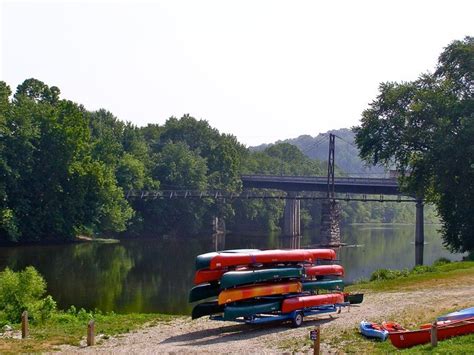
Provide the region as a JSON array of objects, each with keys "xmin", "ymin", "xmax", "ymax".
[{"xmin": 241, "ymin": 174, "xmax": 402, "ymax": 195}]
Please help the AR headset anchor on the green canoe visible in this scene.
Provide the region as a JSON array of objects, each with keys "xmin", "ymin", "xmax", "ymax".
[
  {"xmin": 188, "ymin": 283, "xmax": 220, "ymax": 303},
  {"xmin": 345, "ymin": 293, "xmax": 364, "ymax": 304},
  {"xmin": 224, "ymin": 300, "xmax": 282, "ymax": 320},
  {"xmin": 195, "ymin": 249, "xmax": 260, "ymax": 270},
  {"xmin": 220, "ymin": 267, "xmax": 304, "ymax": 289},
  {"xmin": 302, "ymin": 279, "xmax": 344, "ymax": 292},
  {"xmin": 192, "ymin": 301, "xmax": 224, "ymax": 319}
]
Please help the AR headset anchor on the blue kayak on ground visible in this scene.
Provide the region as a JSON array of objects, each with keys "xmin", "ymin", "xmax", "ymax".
[
  {"xmin": 437, "ymin": 306, "xmax": 474, "ymax": 321},
  {"xmin": 359, "ymin": 321, "xmax": 388, "ymax": 341}
]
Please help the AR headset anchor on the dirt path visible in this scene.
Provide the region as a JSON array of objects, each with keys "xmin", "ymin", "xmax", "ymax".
[{"xmin": 60, "ymin": 280, "xmax": 474, "ymax": 354}]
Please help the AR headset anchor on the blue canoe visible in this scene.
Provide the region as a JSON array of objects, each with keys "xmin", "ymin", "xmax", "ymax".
[
  {"xmin": 359, "ymin": 321, "xmax": 389, "ymax": 341},
  {"xmin": 437, "ymin": 307, "xmax": 474, "ymax": 322}
]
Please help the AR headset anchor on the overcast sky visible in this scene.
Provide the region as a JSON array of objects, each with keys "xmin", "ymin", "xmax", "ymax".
[{"xmin": 1, "ymin": 0, "xmax": 473, "ymax": 146}]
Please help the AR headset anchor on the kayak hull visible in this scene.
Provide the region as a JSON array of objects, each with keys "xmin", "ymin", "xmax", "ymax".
[
  {"xmin": 281, "ymin": 293, "xmax": 344, "ymax": 313},
  {"xmin": 305, "ymin": 265, "xmax": 344, "ymax": 277},
  {"xmin": 438, "ymin": 307, "xmax": 474, "ymax": 322},
  {"xmin": 344, "ymin": 293, "xmax": 364, "ymax": 304},
  {"xmin": 189, "ymin": 283, "xmax": 220, "ymax": 303},
  {"xmin": 220, "ymin": 267, "xmax": 303, "ymax": 289},
  {"xmin": 224, "ymin": 300, "xmax": 281, "ymax": 320},
  {"xmin": 195, "ymin": 249, "xmax": 260, "ymax": 270},
  {"xmin": 389, "ymin": 318, "xmax": 474, "ymax": 349},
  {"xmin": 302, "ymin": 279, "xmax": 344, "ymax": 292},
  {"xmin": 218, "ymin": 281, "xmax": 302, "ymax": 305},
  {"xmin": 210, "ymin": 249, "xmax": 336, "ymax": 270},
  {"xmin": 191, "ymin": 301, "xmax": 224, "ymax": 319},
  {"xmin": 194, "ymin": 269, "xmax": 226, "ymax": 285},
  {"xmin": 359, "ymin": 321, "xmax": 389, "ymax": 340}
]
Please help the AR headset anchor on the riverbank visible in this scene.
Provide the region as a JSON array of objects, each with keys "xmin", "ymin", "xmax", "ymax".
[
  {"xmin": 2, "ymin": 260, "xmax": 470, "ymax": 353},
  {"xmin": 0, "ymin": 312, "xmax": 176, "ymax": 353},
  {"xmin": 55, "ymin": 260, "xmax": 472, "ymax": 354}
]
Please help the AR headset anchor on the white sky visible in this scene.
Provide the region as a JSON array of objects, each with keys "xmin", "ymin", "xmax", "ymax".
[{"xmin": 1, "ymin": 0, "xmax": 473, "ymax": 146}]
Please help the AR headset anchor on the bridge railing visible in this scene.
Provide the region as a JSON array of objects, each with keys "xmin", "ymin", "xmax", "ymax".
[
  {"xmin": 126, "ymin": 189, "xmax": 416, "ymax": 202},
  {"xmin": 240, "ymin": 174, "xmax": 398, "ymax": 186}
]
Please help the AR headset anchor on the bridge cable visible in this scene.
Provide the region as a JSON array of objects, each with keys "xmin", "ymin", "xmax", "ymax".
[{"xmin": 300, "ymin": 134, "xmax": 329, "ymax": 155}]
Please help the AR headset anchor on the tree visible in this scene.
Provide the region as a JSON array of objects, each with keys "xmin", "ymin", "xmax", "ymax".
[
  {"xmin": 149, "ymin": 142, "xmax": 210, "ymax": 235},
  {"xmin": 0, "ymin": 82, "xmax": 19, "ymax": 239},
  {"xmin": 0, "ymin": 79, "xmax": 133, "ymax": 242},
  {"xmin": 354, "ymin": 37, "xmax": 474, "ymax": 252}
]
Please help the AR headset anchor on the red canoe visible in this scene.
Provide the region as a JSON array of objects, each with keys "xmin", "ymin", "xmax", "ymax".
[
  {"xmin": 281, "ymin": 293, "xmax": 345, "ymax": 313},
  {"xmin": 389, "ymin": 317, "xmax": 474, "ymax": 349},
  {"xmin": 193, "ymin": 266, "xmax": 249, "ymax": 285},
  {"xmin": 209, "ymin": 249, "xmax": 336, "ymax": 270},
  {"xmin": 305, "ymin": 265, "xmax": 344, "ymax": 277},
  {"xmin": 193, "ymin": 269, "xmax": 227, "ymax": 285}
]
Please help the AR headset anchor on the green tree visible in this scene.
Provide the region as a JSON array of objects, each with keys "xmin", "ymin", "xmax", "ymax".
[
  {"xmin": 0, "ymin": 82, "xmax": 19, "ymax": 239},
  {"xmin": 0, "ymin": 266, "xmax": 56, "ymax": 323},
  {"xmin": 1, "ymin": 79, "xmax": 133, "ymax": 242},
  {"xmin": 153, "ymin": 142, "xmax": 208, "ymax": 190},
  {"xmin": 148, "ymin": 142, "xmax": 210, "ymax": 235},
  {"xmin": 354, "ymin": 37, "xmax": 474, "ymax": 252}
]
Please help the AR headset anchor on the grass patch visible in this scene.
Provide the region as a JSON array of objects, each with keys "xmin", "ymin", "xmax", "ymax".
[
  {"xmin": 277, "ymin": 336, "xmax": 312, "ymax": 352},
  {"xmin": 395, "ymin": 333, "xmax": 474, "ymax": 353},
  {"xmin": 327, "ymin": 321, "xmax": 474, "ymax": 354},
  {"xmin": 337, "ymin": 331, "xmax": 474, "ymax": 354},
  {"xmin": 335, "ymin": 260, "xmax": 474, "ymax": 353},
  {"xmin": 347, "ymin": 261, "xmax": 474, "ymax": 293},
  {"xmin": 0, "ymin": 311, "xmax": 176, "ymax": 353}
]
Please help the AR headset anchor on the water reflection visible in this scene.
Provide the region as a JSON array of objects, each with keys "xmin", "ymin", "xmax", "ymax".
[
  {"xmin": 212, "ymin": 233, "xmax": 226, "ymax": 251},
  {"xmin": 0, "ymin": 224, "xmax": 462, "ymax": 315}
]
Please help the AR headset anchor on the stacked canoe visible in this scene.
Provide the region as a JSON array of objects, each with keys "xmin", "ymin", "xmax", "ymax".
[{"xmin": 189, "ymin": 248, "xmax": 346, "ymax": 321}]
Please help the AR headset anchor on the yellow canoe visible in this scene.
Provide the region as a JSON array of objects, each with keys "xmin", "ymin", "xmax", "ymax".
[{"xmin": 218, "ymin": 281, "xmax": 302, "ymax": 305}]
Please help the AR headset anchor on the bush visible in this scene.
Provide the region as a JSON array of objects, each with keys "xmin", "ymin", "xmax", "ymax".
[
  {"xmin": 0, "ymin": 267, "xmax": 56, "ymax": 324},
  {"xmin": 370, "ymin": 262, "xmax": 447, "ymax": 282},
  {"xmin": 433, "ymin": 257, "xmax": 451, "ymax": 266},
  {"xmin": 411, "ymin": 265, "xmax": 435, "ymax": 274},
  {"xmin": 370, "ymin": 268, "xmax": 409, "ymax": 281}
]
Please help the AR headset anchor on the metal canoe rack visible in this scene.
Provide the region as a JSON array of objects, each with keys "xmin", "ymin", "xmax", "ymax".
[{"xmin": 210, "ymin": 302, "xmax": 350, "ymax": 327}]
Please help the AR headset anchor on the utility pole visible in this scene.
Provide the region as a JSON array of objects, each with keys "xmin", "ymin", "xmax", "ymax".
[{"xmin": 327, "ymin": 133, "xmax": 335, "ymax": 200}]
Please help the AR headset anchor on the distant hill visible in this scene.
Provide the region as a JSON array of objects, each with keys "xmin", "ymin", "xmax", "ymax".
[{"xmin": 251, "ymin": 128, "xmax": 386, "ymax": 177}]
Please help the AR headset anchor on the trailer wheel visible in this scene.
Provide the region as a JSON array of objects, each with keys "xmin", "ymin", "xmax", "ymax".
[{"xmin": 291, "ymin": 312, "xmax": 304, "ymax": 328}]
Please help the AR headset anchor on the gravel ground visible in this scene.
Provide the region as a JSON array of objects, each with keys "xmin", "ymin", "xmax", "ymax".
[{"xmin": 60, "ymin": 279, "xmax": 474, "ymax": 354}]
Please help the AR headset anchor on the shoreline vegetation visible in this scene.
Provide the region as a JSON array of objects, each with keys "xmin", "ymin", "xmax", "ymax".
[
  {"xmin": 1, "ymin": 78, "xmax": 440, "ymax": 247},
  {"xmin": 0, "ymin": 267, "xmax": 176, "ymax": 353},
  {"xmin": 1, "ymin": 259, "xmax": 473, "ymax": 353}
]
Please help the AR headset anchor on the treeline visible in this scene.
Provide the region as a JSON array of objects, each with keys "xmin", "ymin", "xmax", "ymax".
[{"xmin": 0, "ymin": 79, "xmax": 431, "ymax": 243}]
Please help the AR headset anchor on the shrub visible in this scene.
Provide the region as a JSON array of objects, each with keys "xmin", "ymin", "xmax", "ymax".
[
  {"xmin": 370, "ymin": 268, "xmax": 409, "ymax": 281},
  {"xmin": 411, "ymin": 265, "xmax": 435, "ymax": 274},
  {"xmin": 0, "ymin": 267, "xmax": 56, "ymax": 323},
  {"xmin": 433, "ymin": 257, "xmax": 451, "ymax": 266}
]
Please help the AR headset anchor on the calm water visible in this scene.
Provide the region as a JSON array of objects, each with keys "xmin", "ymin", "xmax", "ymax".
[{"xmin": 0, "ymin": 224, "xmax": 463, "ymax": 315}]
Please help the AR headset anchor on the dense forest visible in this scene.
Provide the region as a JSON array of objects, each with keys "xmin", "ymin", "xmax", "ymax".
[{"xmin": 0, "ymin": 79, "xmax": 434, "ymax": 244}]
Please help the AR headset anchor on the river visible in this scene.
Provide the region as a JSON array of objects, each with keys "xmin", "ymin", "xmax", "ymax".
[{"xmin": 0, "ymin": 224, "xmax": 463, "ymax": 315}]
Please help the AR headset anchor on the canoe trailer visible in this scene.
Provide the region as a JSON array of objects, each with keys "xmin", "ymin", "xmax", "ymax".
[{"xmin": 210, "ymin": 302, "xmax": 350, "ymax": 327}]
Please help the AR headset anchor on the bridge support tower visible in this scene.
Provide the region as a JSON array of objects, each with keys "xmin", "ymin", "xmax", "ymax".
[
  {"xmin": 320, "ymin": 200, "xmax": 341, "ymax": 246},
  {"xmin": 283, "ymin": 194, "xmax": 301, "ymax": 237},
  {"xmin": 415, "ymin": 199, "xmax": 424, "ymax": 265}
]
